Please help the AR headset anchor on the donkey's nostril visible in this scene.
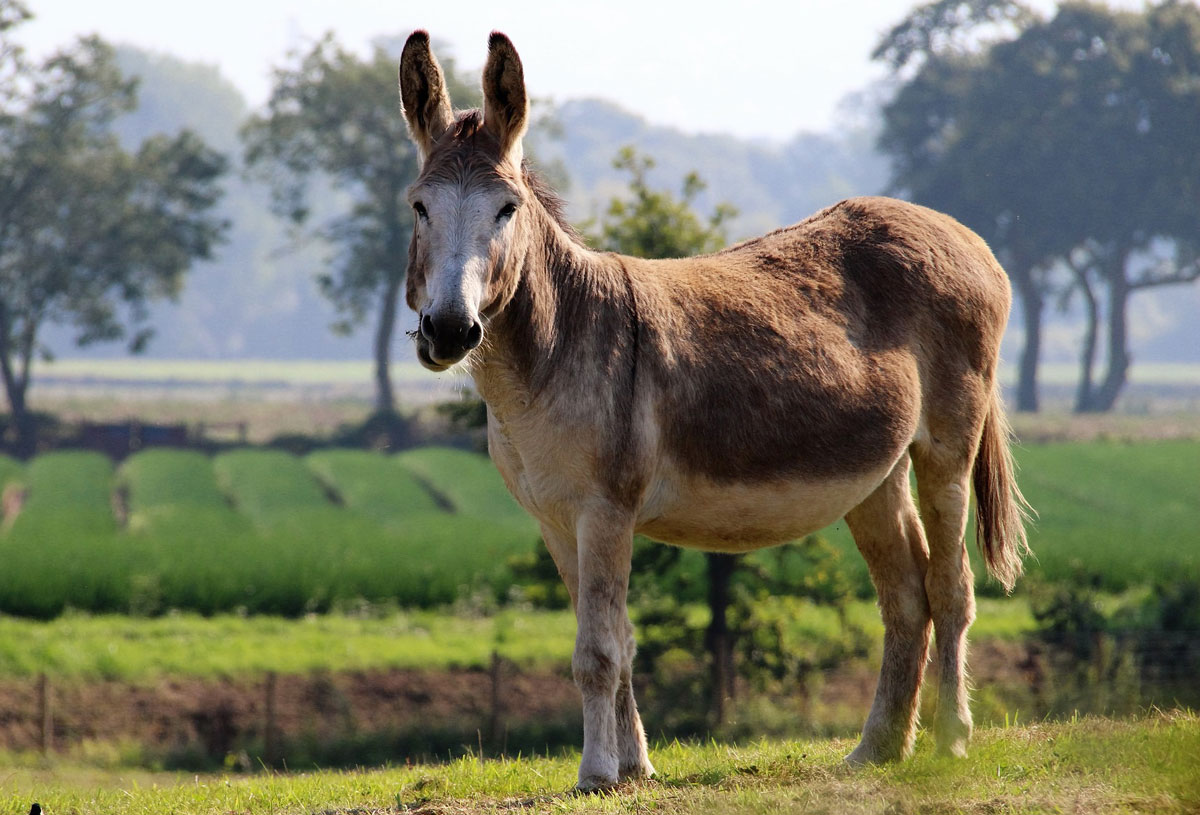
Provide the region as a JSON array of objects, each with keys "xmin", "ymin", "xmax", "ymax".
[
  {"xmin": 420, "ymin": 313, "xmax": 437, "ymax": 340},
  {"xmin": 465, "ymin": 320, "xmax": 483, "ymax": 350}
]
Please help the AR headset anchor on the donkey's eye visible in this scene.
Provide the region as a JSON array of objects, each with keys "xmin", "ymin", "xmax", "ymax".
[
  {"xmin": 413, "ymin": 201, "xmax": 428, "ymax": 221},
  {"xmin": 496, "ymin": 202, "xmax": 518, "ymax": 222}
]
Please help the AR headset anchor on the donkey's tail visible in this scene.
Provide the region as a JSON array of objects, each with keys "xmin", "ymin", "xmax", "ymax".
[{"xmin": 972, "ymin": 388, "xmax": 1034, "ymax": 593}]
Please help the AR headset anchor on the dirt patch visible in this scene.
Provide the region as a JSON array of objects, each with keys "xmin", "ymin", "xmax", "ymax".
[{"xmin": 0, "ymin": 666, "xmax": 580, "ymax": 764}]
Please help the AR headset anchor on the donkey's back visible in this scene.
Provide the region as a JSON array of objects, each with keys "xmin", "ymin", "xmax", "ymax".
[{"xmin": 630, "ymin": 196, "xmax": 1011, "ymax": 511}]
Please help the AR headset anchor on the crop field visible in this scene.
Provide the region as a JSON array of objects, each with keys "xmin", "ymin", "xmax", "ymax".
[
  {"xmin": 0, "ymin": 446, "xmax": 541, "ymax": 617},
  {"xmin": 1, "ymin": 712, "xmax": 1196, "ymax": 814},
  {"xmin": 0, "ymin": 440, "xmax": 1196, "ymax": 618}
]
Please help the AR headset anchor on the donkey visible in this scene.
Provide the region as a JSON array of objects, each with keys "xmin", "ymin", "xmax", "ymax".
[{"xmin": 398, "ymin": 31, "xmax": 1030, "ymax": 790}]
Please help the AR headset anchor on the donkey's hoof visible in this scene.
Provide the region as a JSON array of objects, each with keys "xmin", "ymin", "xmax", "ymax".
[
  {"xmin": 935, "ymin": 737, "xmax": 970, "ymax": 759},
  {"xmin": 844, "ymin": 741, "xmax": 901, "ymax": 767},
  {"xmin": 575, "ymin": 774, "xmax": 618, "ymax": 794}
]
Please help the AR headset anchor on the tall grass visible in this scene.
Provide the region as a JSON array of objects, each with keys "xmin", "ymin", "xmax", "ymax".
[{"xmin": 0, "ymin": 452, "xmax": 128, "ymax": 617}]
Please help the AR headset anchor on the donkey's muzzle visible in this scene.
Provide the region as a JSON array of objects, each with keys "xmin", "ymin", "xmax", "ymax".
[{"xmin": 419, "ymin": 310, "xmax": 483, "ymax": 366}]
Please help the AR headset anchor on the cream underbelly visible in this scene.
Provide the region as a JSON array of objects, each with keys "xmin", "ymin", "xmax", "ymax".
[{"xmin": 635, "ymin": 461, "xmax": 894, "ymax": 553}]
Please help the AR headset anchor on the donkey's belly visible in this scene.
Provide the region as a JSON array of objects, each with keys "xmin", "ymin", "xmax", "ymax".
[{"xmin": 635, "ymin": 460, "xmax": 894, "ymax": 553}]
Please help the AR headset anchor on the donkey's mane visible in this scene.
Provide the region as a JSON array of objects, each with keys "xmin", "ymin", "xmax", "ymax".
[{"xmin": 434, "ymin": 110, "xmax": 582, "ymax": 245}]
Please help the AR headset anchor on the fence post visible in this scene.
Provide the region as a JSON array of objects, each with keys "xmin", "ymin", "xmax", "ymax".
[
  {"xmin": 264, "ymin": 671, "xmax": 278, "ymax": 768},
  {"xmin": 488, "ymin": 651, "xmax": 503, "ymax": 749},
  {"xmin": 37, "ymin": 673, "xmax": 51, "ymax": 754}
]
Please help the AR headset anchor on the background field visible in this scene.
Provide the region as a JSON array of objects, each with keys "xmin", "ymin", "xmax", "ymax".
[{"xmin": 3, "ymin": 439, "xmax": 1194, "ymax": 618}]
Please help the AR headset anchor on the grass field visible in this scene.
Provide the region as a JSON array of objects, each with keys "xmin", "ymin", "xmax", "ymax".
[
  {"xmin": 0, "ymin": 712, "xmax": 1195, "ymax": 814},
  {"xmin": 0, "ymin": 446, "xmax": 541, "ymax": 617},
  {"xmin": 0, "ymin": 610, "xmax": 581, "ymax": 682},
  {"xmin": 0, "ymin": 440, "xmax": 1196, "ymax": 616},
  {"xmin": 0, "ymin": 596, "xmax": 1039, "ymax": 683}
]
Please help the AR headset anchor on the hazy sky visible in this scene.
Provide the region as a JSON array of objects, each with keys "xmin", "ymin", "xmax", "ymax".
[{"xmin": 21, "ymin": 0, "xmax": 1081, "ymax": 142}]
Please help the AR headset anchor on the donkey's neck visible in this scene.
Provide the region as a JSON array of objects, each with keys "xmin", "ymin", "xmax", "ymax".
[{"xmin": 472, "ymin": 210, "xmax": 634, "ymax": 414}]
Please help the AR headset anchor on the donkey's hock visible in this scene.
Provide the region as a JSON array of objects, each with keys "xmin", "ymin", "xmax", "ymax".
[{"xmin": 398, "ymin": 30, "xmax": 1031, "ymax": 790}]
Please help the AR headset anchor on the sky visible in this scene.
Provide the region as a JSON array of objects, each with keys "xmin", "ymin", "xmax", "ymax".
[{"xmin": 15, "ymin": 0, "xmax": 1011, "ymax": 143}]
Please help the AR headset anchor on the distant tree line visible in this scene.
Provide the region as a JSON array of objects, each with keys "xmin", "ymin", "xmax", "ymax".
[
  {"xmin": 875, "ymin": 0, "xmax": 1200, "ymax": 412},
  {"xmin": 3, "ymin": 0, "xmax": 1199, "ymax": 450}
]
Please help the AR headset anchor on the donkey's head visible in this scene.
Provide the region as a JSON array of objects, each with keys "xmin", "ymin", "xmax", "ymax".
[{"xmin": 399, "ymin": 31, "xmax": 532, "ymax": 371}]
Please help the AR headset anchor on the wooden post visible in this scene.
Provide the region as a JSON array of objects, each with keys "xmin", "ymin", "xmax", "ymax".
[
  {"xmin": 37, "ymin": 673, "xmax": 51, "ymax": 754},
  {"xmin": 488, "ymin": 651, "xmax": 502, "ymax": 750},
  {"xmin": 264, "ymin": 671, "xmax": 278, "ymax": 768}
]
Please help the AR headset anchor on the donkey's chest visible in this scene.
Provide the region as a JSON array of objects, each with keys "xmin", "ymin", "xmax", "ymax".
[{"xmin": 485, "ymin": 406, "xmax": 598, "ymax": 534}]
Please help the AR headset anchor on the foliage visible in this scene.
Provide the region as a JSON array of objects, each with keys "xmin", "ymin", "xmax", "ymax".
[
  {"xmin": 630, "ymin": 536, "xmax": 867, "ymax": 735},
  {"xmin": 587, "ymin": 146, "xmax": 737, "ymax": 258},
  {"xmin": 876, "ymin": 0, "xmax": 1200, "ymax": 412},
  {"xmin": 242, "ymin": 35, "xmax": 478, "ymax": 414},
  {"xmin": 0, "ymin": 8, "xmax": 227, "ymax": 451}
]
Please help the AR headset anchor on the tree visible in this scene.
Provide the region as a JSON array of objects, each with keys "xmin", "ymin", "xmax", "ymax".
[
  {"xmin": 875, "ymin": 0, "xmax": 1064, "ymax": 412},
  {"xmin": 876, "ymin": 0, "xmax": 1200, "ymax": 412},
  {"xmin": 242, "ymin": 34, "xmax": 479, "ymax": 417},
  {"xmin": 0, "ymin": 3, "xmax": 227, "ymax": 452}
]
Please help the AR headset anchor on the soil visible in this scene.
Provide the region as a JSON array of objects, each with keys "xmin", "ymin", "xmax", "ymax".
[
  {"xmin": 0, "ymin": 665, "xmax": 581, "ymax": 763},
  {"xmin": 0, "ymin": 641, "xmax": 1039, "ymax": 765}
]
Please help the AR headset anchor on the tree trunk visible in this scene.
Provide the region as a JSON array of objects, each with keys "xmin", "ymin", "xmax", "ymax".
[
  {"xmin": 705, "ymin": 552, "xmax": 736, "ymax": 725},
  {"xmin": 1087, "ymin": 270, "xmax": 1132, "ymax": 413},
  {"xmin": 1013, "ymin": 273, "xmax": 1043, "ymax": 413},
  {"xmin": 1072, "ymin": 267, "xmax": 1100, "ymax": 413},
  {"xmin": 373, "ymin": 272, "xmax": 402, "ymax": 415},
  {"xmin": 0, "ymin": 326, "xmax": 34, "ymax": 456}
]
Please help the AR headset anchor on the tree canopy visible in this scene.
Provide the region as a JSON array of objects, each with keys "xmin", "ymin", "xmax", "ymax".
[
  {"xmin": 589, "ymin": 146, "xmax": 736, "ymax": 259},
  {"xmin": 0, "ymin": 1, "xmax": 227, "ymax": 451},
  {"xmin": 242, "ymin": 34, "xmax": 479, "ymax": 416},
  {"xmin": 876, "ymin": 0, "xmax": 1200, "ymax": 412}
]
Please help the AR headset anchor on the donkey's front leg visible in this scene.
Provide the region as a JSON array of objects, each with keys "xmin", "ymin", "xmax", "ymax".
[{"xmin": 572, "ymin": 507, "xmax": 640, "ymax": 791}]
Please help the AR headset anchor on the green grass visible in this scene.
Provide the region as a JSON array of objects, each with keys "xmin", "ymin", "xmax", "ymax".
[
  {"xmin": 118, "ymin": 449, "xmax": 229, "ymax": 514},
  {"xmin": 0, "ymin": 448, "xmax": 542, "ymax": 617},
  {"xmin": 0, "ymin": 453, "xmax": 22, "ymax": 491},
  {"xmin": 0, "ymin": 712, "xmax": 1195, "ymax": 814},
  {"xmin": 305, "ymin": 448, "xmax": 444, "ymax": 523},
  {"xmin": 10, "ymin": 450, "xmax": 115, "ymax": 530},
  {"xmin": 0, "ymin": 598, "xmax": 1035, "ymax": 684},
  {"xmin": 396, "ymin": 446, "xmax": 537, "ymax": 532},
  {"xmin": 1015, "ymin": 439, "xmax": 1200, "ymax": 590},
  {"xmin": 0, "ymin": 440, "xmax": 1194, "ymax": 617},
  {"xmin": 0, "ymin": 610, "xmax": 579, "ymax": 682},
  {"xmin": 213, "ymin": 448, "xmax": 333, "ymax": 527}
]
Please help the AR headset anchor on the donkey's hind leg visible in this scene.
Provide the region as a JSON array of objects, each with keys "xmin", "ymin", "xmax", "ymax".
[
  {"xmin": 845, "ymin": 452, "xmax": 932, "ymax": 764},
  {"xmin": 912, "ymin": 418, "xmax": 981, "ymax": 758}
]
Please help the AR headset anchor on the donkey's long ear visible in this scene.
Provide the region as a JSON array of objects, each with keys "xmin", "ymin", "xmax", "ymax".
[
  {"xmin": 399, "ymin": 31, "xmax": 454, "ymax": 160},
  {"xmin": 482, "ymin": 32, "xmax": 528, "ymax": 165}
]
